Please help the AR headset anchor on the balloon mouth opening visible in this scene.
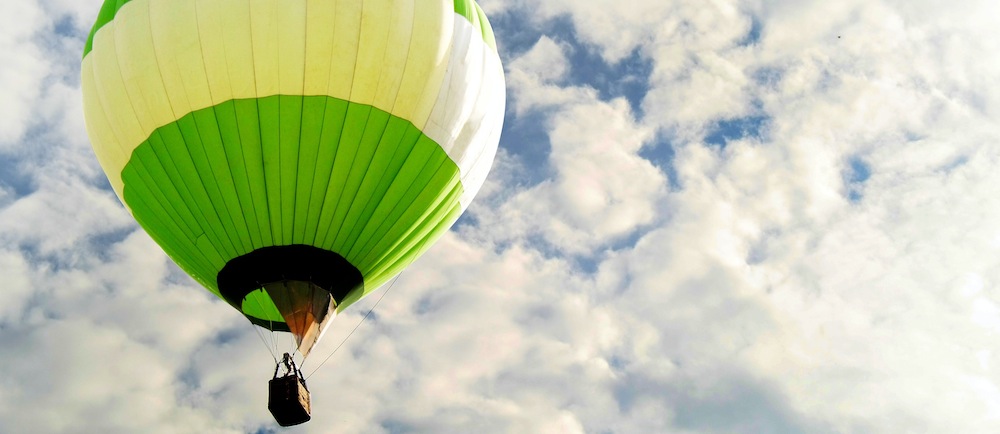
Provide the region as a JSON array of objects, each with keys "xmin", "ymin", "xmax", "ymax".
[
  {"xmin": 216, "ymin": 244, "xmax": 364, "ymax": 323},
  {"xmin": 263, "ymin": 280, "xmax": 337, "ymax": 357}
]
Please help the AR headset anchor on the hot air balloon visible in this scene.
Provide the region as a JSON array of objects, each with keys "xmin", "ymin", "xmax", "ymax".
[{"xmin": 81, "ymin": 0, "xmax": 504, "ymax": 426}]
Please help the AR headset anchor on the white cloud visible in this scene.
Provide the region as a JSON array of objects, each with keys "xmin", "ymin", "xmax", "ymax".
[
  {"xmin": 484, "ymin": 37, "xmax": 668, "ymax": 254},
  {"xmin": 507, "ymin": 36, "xmax": 570, "ymax": 85},
  {"xmin": 505, "ymin": 36, "xmax": 593, "ymax": 115},
  {"xmin": 0, "ymin": 248, "xmax": 33, "ymax": 323},
  {"xmin": 484, "ymin": 98, "xmax": 665, "ymax": 254},
  {"xmin": 0, "ymin": 1, "xmax": 50, "ymax": 145}
]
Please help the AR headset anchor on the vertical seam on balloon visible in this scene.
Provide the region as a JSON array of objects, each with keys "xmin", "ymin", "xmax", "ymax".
[
  {"xmin": 394, "ymin": 2, "xmax": 446, "ymax": 131},
  {"xmin": 118, "ymin": 2, "xmax": 190, "ymax": 239},
  {"xmin": 329, "ymin": 109, "xmax": 387, "ymax": 248},
  {"xmin": 143, "ymin": 0, "xmax": 207, "ymax": 241},
  {"xmin": 208, "ymin": 19, "xmax": 254, "ymax": 254},
  {"xmin": 95, "ymin": 2, "xmax": 163, "ymax": 209},
  {"xmin": 300, "ymin": 100, "xmax": 334, "ymax": 246},
  {"xmin": 457, "ymin": 61, "xmax": 504, "ymax": 209},
  {"xmin": 155, "ymin": 118, "xmax": 234, "ymax": 268},
  {"xmin": 454, "ymin": 16, "xmax": 494, "ymax": 177},
  {"xmin": 140, "ymin": 0, "xmax": 179, "ymax": 130},
  {"xmin": 310, "ymin": 0, "xmax": 366, "ymax": 247},
  {"xmin": 360, "ymin": 159, "xmax": 459, "ymax": 279},
  {"xmin": 452, "ymin": 40, "xmax": 493, "ymax": 175},
  {"xmin": 290, "ymin": 1, "xmax": 309, "ymax": 244},
  {"xmin": 107, "ymin": 7, "xmax": 148, "ymax": 167},
  {"xmin": 235, "ymin": 2, "xmax": 269, "ymax": 248},
  {"xmin": 129, "ymin": 148, "xmax": 198, "ymax": 241},
  {"xmin": 352, "ymin": 147, "xmax": 446, "ymax": 268},
  {"xmin": 303, "ymin": 2, "xmax": 348, "ymax": 247},
  {"xmin": 146, "ymin": 1, "xmax": 221, "ymax": 251},
  {"xmin": 309, "ymin": 102, "xmax": 353, "ymax": 248},
  {"xmin": 457, "ymin": 104, "xmax": 500, "ymax": 208},
  {"xmin": 367, "ymin": 180, "xmax": 461, "ymax": 280},
  {"xmin": 438, "ymin": 17, "xmax": 479, "ymax": 163},
  {"xmin": 274, "ymin": 64, "xmax": 284, "ymax": 244},
  {"xmin": 319, "ymin": 104, "xmax": 372, "ymax": 248},
  {"xmin": 219, "ymin": 1, "xmax": 264, "ymax": 251},
  {"xmin": 125, "ymin": 161, "xmax": 221, "ymax": 281},
  {"xmin": 246, "ymin": 0, "xmax": 274, "ymax": 248},
  {"xmin": 301, "ymin": 4, "xmax": 340, "ymax": 247},
  {"xmin": 303, "ymin": 97, "xmax": 338, "ymax": 246},
  {"xmin": 137, "ymin": 134, "xmax": 202, "ymax": 241},
  {"xmin": 339, "ymin": 1, "xmax": 425, "ymax": 255},
  {"xmin": 210, "ymin": 103, "xmax": 254, "ymax": 254},
  {"xmin": 188, "ymin": 113, "xmax": 242, "ymax": 259},
  {"xmin": 322, "ymin": 0, "xmax": 386, "ymax": 248},
  {"xmin": 347, "ymin": 142, "xmax": 440, "ymax": 262},
  {"xmin": 341, "ymin": 122, "xmax": 424, "ymax": 257},
  {"xmin": 331, "ymin": 2, "xmax": 417, "ymax": 249},
  {"xmin": 422, "ymin": 14, "xmax": 462, "ymax": 156},
  {"xmin": 84, "ymin": 50, "xmax": 131, "ymax": 186},
  {"xmin": 124, "ymin": 165, "xmax": 215, "ymax": 269},
  {"xmin": 185, "ymin": 1, "xmax": 233, "ymax": 252},
  {"xmin": 228, "ymin": 100, "xmax": 266, "ymax": 249},
  {"xmin": 188, "ymin": 2, "xmax": 242, "ymax": 258},
  {"xmin": 382, "ymin": 0, "xmax": 417, "ymax": 116}
]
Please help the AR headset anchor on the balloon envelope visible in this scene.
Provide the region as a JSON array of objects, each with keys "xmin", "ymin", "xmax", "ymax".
[{"xmin": 82, "ymin": 0, "xmax": 505, "ymax": 355}]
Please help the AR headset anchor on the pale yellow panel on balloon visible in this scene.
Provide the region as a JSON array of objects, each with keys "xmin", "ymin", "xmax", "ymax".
[
  {"xmin": 148, "ymin": 0, "xmax": 210, "ymax": 116},
  {"xmin": 218, "ymin": 0, "xmax": 258, "ymax": 98},
  {"xmin": 328, "ymin": 0, "xmax": 362, "ymax": 100},
  {"xmin": 115, "ymin": 2, "xmax": 176, "ymax": 135},
  {"xmin": 89, "ymin": 22, "xmax": 147, "ymax": 154},
  {"xmin": 277, "ymin": 1, "xmax": 307, "ymax": 95},
  {"xmin": 303, "ymin": 0, "xmax": 337, "ymax": 96},
  {"xmin": 371, "ymin": 0, "xmax": 414, "ymax": 113},
  {"xmin": 394, "ymin": 0, "xmax": 451, "ymax": 129},
  {"xmin": 350, "ymin": 0, "xmax": 392, "ymax": 106},
  {"xmin": 196, "ymin": 0, "xmax": 235, "ymax": 103},
  {"xmin": 81, "ymin": 57, "xmax": 129, "ymax": 202},
  {"xmin": 249, "ymin": 0, "xmax": 281, "ymax": 97}
]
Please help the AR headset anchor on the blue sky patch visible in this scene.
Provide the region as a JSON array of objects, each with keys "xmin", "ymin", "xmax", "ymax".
[
  {"xmin": 0, "ymin": 157, "xmax": 34, "ymax": 199},
  {"xmin": 738, "ymin": 16, "xmax": 763, "ymax": 46},
  {"xmin": 640, "ymin": 133, "xmax": 680, "ymax": 189},
  {"xmin": 844, "ymin": 156, "xmax": 871, "ymax": 202},
  {"xmin": 496, "ymin": 107, "xmax": 555, "ymax": 185},
  {"xmin": 704, "ymin": 115, "xmax": 769, "ymax": 147},
  {"xmin": 939, "ymin": 154, "xmax": 969, "ymax": 174}
]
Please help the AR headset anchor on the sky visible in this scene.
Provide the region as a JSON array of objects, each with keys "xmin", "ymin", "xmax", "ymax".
[{"xmin": 2, "ymin": 0, "xmax": 1000, "ymax": 433}]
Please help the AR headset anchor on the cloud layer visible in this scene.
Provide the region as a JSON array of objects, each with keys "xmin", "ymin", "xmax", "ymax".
[{"xmin": 3, "ymin": 0, "xmax": 1000, "ymax": 432}]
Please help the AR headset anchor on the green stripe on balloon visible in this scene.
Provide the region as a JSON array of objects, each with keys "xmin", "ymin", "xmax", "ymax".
[
  {"xmin": 83, "ymin": 0, "xmax": 498, "ymax": 59},
  {"xmin": 120, "ymin": 95, "xmax": 463, "ymax": 325}
]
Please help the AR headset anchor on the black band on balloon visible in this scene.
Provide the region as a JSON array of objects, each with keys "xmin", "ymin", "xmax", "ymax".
[{"xmin": 217, "ymin": 244, "xmax": 364, "ymax": 313}]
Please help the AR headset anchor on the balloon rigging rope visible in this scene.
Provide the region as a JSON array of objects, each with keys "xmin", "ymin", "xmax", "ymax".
[
  {"xmin": 251, "ymin": 324, "xmax": 278, "ymax": 363},
  {"xmin": 250, "ymin": 289, "xmax": 279, "ymax": 360},
  {"xmin": 304, "ymin": 273, "xmax": 402, "ymax": 380}
]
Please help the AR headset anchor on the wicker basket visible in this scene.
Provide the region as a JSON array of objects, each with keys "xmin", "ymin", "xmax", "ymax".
[{"xmin": 268, "ymin": 374, "xmax": 311, "ymax": 426}]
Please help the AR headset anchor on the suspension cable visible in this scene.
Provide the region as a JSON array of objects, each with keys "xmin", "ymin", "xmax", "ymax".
[
  {"xmin": 250, "ymin": 322, "xmax": 278, "ymax": 363},
  {"xmin": 251, "ymin": 288, "xmax": 279, "ymax": 358},
  {"xmin": 304, "ymin": 273, "xmax": 401, "ymax": 379}
]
